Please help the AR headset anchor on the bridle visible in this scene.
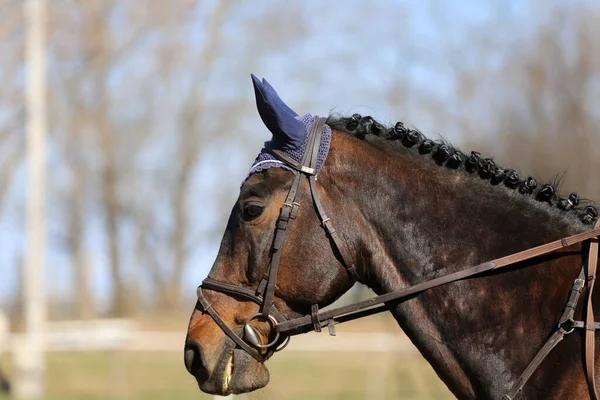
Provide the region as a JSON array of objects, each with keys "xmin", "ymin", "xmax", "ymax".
[
  {"xmin": 196, "ymin": 117, "xmax": 600, "ymax": 399},
  {"xmin": 197, "ymin": 117, "xmax": 358, "ymax": 361}
]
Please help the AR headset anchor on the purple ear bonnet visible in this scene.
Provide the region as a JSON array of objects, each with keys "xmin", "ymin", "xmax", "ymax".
[{"xmin": 246, "ymin": 75, "xmax": 331, "ymax": 179}]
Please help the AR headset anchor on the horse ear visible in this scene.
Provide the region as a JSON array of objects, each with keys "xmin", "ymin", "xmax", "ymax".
[
  {"xmin": 251, "ymin": 74, "xmax": 305, "ymax": 150},
  {"xmin": 261, "ymin": 78, "xmax": 298, "ymax": 117}
]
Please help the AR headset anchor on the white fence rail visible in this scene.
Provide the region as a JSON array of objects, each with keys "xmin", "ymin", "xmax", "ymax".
[
  {"xmin": 0, "ymin": 319, "xmax": 419, "ymax": 399},
  {"xmin": 1, "ymin": 319, "xmax": 416, "ymax": 355}
]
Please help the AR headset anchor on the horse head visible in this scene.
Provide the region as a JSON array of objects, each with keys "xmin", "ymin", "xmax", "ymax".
[{"xmin": 184, "ymin": 76, "xmax": 359, "ymax": 395}]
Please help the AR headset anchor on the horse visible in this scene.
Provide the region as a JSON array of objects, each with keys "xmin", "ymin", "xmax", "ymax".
[{"xmin": 184, "ymin": 75, "xmax": 600, "ymax": 399}]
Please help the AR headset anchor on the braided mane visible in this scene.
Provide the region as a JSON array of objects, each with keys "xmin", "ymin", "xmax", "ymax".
[{"xmin": 327, "ymin": 114, "xmax": 599, "ymax": 225}]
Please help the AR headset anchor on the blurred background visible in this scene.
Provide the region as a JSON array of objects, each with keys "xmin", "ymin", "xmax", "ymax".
[{"xmin": 1, "ymin": 0, "xmax": 600, "ymax": 399}]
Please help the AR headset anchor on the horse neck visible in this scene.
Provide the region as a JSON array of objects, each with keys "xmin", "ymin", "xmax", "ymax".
[{"xmin": 323, "ymin": 131, "xmax": 589, "ymax": 399}]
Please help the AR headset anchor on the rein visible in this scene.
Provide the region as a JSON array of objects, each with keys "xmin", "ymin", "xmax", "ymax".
[{"xmin": 197, "ymin": 118, "xmax": 600, "ymax": 399}]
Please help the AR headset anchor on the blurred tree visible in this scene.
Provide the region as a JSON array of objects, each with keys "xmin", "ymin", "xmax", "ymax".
[
  {"xmin": 488, "ymin": 7, "xmax": 600, "ymax": 200},
  {"xmin": 0, "ymin": 1, "xmax": 25, "ymax": 326},
  {"xmin": 0, "ymin": 0, "xmax": 24, "ymax": 216},
  {"xmin": 158, "ymin": 0, "xmax": 234, "ymax": 310},
  {"xmin": 441, "ymin": 5, "xmax": 600, "ymax": 201},
  {"xmin": 5, "ymin": 0, "xmax": 597, "ymax": 320},
  {"xmin": 39, "ymin": 0, "xmax": 308, "ymax": 315}
]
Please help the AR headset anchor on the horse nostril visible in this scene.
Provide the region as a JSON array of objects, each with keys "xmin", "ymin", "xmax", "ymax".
[
  {"xmin": 184, "ymin": 348, "xmax": 195, "ymax": 374},
  {"xmin": 184, "ymin": 340, "xmax": 210, "ymax": 383}
]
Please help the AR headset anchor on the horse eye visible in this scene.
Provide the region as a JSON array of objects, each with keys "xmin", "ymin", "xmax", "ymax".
[{"xmin": 242, "ymin": 204, "xmax": 264, "ymax": 221}]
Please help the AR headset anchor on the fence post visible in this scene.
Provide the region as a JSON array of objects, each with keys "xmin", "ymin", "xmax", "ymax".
[
  {"xmin": 19, "ymin": 0, "xmax": 48, "ymax": 398},
  {"xmin": 0, "ymin": 312, "xmax": 8, "ymax": 353},
  {"xmin": 0, "ymin": 311, "xmax": 10, "ymax": 393}
]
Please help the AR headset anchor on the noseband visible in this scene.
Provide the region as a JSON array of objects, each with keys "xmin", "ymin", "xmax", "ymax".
[
  {"xmin": 196, "ymin": 119, "xmax": 600, "ymax": 399},
  {"xmin": 197, "ymin": 117, "xmax": 358, "ymax": 361}
]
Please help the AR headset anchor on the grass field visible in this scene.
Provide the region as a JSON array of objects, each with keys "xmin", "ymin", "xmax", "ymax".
[
  {"xmin": 0, "ymin": 311, "xmax": 455, "ymax": 399},
  {"xmin": 0, "ymin": 349, "xmax": 454, "ymax": 400}
]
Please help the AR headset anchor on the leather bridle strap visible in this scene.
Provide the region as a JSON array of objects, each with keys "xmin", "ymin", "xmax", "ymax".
[
  {"xmin": 585, "ymin": 218, "xmax": 600, "ymax": 400},
  {"xmin": 258, "ymin": 171, "xmax": 304, "ymax": 318},
  {"xmin": 307, "ymin": 121, "xmax": 358, "ymax": 280},
  {"xmin": 276, "ymin": 227, "xmax": 600, "ymax": 334},
  {"xmin": 196, "ymin": 117, "xmax": 358, "ymax": 361},
  {"xmin": 196, "ymin": 286, "xmax": 264, "ymax": 361},
  {"xmin": 504, "ymin": 218, "xmax": 600, "ymax": 399},
  {"xmin": 503, "ymin": 328, "xmax": 569, "ymax": 400},
  {"xmin": 260, "ymin": 117, "xmax": 359, "ymax": 283},
  {"xmin": 199, "ymin": 278, "xmax": 287, "ymax": 323},
  {"xmin": 308, "ymin": 175, "xmax": 359, "ymax": 280},
  {"xmin": 259, "ymin": 117, "xmax": 330, "ymax": 318},
  {"xmin": 502, "ymin": 268, "xmax": 587, "ymax": 400}
]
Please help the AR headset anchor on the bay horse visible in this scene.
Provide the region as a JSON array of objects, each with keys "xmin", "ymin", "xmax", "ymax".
[{"xmin": 185, "ymin": 75, "xmax": 600, "ymax": 399}]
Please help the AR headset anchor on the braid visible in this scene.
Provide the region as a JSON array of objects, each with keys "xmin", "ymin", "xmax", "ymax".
[
  {"xmin": 401, "ymin": 129, "xmax": 421, "ymax": 148},
  {"xmin": 582, "ymin": 206, "xmax": 598, "ymax": 224},
  {"xmin": 504, "ymin": 170, "xmax": 520, "ymax": 189},
  {"xmin": 490, "ymin": 168, "xmax": 506, "ymax": 185},
  {"xmin": 535, "ymin": 184, "xmax": 556, "ymax": 204},
  {"xmin": 433, "ymin": 144, "xmax": 451, "ymax": 164},
  {"xmin": 333, "ymin": 114, "xmax": 597, "ymax": 225},
  {"xmin": 465, "ymin": 152, "xmax": 480, "ymax": 173},
  {"xmin": 419, "ymin": 139, "xmax": 434, "ymax": 154},
  {"xmin": 446, "ymin": 151, "xmax": 463, "ymax": 169},
  {"xmin": 519, "ymin": 177, "xmax": 537, "ymax": 195},
  {"xmin": 478, "ymin": 158, "xmax": 496, "ymax": 180}
]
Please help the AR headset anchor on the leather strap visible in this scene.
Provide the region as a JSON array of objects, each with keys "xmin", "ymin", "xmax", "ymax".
[
  {"xmin": 200, "ymin": 278, "xmax": 286, "ymax": 323},
  {"xmin": 571, "ymin": 321, "xmax": 600, "ymax": 330},
  {"xmin": 557, "ymin": 269, "xmax": 586, "ymax": 326},
  {"xmin": 261, "ymin": 118, "xmax": 326, "ymax": 317},
  {"xmin": 504, "ymin": 222, "xmax": 600, "ymax": 400},
  {"xmin": 268, "ymin": 148, "xmax": 316, "ymax": 175},
  {"xmin": 308, "ymin": 175, "xmax": 360, "ymax": 280},
  {"xmin": 503, "ymin": 328, "xmax": 568, "ymax": 400},
  {"xmin": 305, "ymin": 118, "xmax": 359, "ymax": 280},
  {"xmin": 201, "ymin": 279, "xmax": 262, "ymax": 303},
  {"xmin": 311, "ymin": 304, "xmax": 321, "ymax": 333},
  {"xmin": 585, "ymin": 218, "xmax": 600, "ymax": 400},
  {"xmin": 196, "ymin": 287, "xmax": 264, "ymax": 361},
  {"xmin": 260, "ymin": 172, "xmax": 304, "ymax": 317},
  {"xmin": 277, "ymin": 228, "xmax": 600, "ymax": 334},
  {"xmin": 504, "ymin": 269, "xmax": 587, "ymax": 399}
]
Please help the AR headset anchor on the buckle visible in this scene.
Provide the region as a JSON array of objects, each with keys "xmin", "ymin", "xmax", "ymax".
[
  {"xmin": 564, "ymin": 324, "xmax": 575, "ymax": 335},
  {"xmin": 558, "ymin": 319, "xmax": 576, "ymax": 335},
  {"xmin": 321, "ymin": 218, "xmax": 335, "ymax": 234},
  {"xmin": 290, "ymin": 202, "xmax": 300, "ymax": 219},
  {"xmin": 276, "ymin": 219, "xmax": 288, "ymax": 230},
  {"xmin": 311, "ymin": 304, "xmax": 321, "ymax": 333},
  {"xmin": 279, "ymin": 202, "xmax": 292, "ymax": 218},
  {"xmin": 300, "ymin": 166, "xmax": 316, "ymax": 175},
  {"xmin": 327, "ymin": 319, "xmax": 336, "ymax": 336}
]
